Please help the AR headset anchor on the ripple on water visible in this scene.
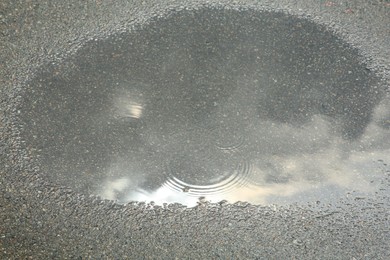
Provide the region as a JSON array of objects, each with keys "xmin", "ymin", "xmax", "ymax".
[{"xmin": 163, "ymin": 157, "xmax": 252, "ymax": 196}]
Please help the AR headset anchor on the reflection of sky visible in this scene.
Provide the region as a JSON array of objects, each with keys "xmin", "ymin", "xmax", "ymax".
[
  {"xmin": 112, "ymin": 88, "xmax": 144, "ymax": 120},
  {"xmin": 96, "ymin": 95, "xmax": 389, "ymax": 207},
  {"xmin": 20, "ymin": 10, "xmax": 389, "ymax": 208}
]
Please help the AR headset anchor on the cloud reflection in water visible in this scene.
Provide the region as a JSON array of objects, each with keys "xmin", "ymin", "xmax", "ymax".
[{"xmin": 97, "ymin": 96, "xmax": 389, "ymax": 207}]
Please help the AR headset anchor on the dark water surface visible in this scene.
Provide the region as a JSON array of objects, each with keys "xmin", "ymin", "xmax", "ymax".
[{"xmin": 20, "ymin": 9, "xmax": 389, "ymax": 206}]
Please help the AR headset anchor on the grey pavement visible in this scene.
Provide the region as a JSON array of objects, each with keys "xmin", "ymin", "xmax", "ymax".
[{"xmin": 1, "ymin": 0, "xmax": 389, "ymax": 259}]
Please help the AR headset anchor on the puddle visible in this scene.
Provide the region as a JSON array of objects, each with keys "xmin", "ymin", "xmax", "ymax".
[{"xmin": 19, "ymin": 9, "xmax": 389, "ymax": 207}]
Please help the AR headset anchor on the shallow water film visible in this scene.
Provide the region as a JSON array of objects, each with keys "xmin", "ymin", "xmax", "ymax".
[{"xmin": 20, "ymin": 9, "xmax": 389, "ymax": 206}]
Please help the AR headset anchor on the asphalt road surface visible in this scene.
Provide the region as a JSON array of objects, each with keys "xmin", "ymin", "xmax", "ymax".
[{"xmin": 1, "ymin": 0, "xmax": 389, "ymax": 259}]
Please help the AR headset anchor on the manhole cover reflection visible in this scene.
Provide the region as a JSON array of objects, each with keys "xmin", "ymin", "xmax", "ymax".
[{"xmin": 19, "ymin": 8, "xmax": 389, "ymax": 206}]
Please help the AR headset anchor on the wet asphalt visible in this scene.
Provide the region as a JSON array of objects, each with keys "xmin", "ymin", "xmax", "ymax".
[{"xmin": 1, "ymin": 0, "xmax": 389, "ymax": 259}]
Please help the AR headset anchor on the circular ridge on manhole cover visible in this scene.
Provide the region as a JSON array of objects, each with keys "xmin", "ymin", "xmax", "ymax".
[{"xmin": 18, "ymin": 8, "xmax": 389, "ymax": 207}]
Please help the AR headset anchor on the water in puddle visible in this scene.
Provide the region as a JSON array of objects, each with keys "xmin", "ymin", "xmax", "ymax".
[{"xmin": 19, "ymin": 9, "xmax": 389, "ymax": 206}]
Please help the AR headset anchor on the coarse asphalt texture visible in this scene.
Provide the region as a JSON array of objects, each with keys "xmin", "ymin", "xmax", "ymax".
[{"xmin": 1, "ymin": 0, "xmax": 389, "ymax": 259}]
